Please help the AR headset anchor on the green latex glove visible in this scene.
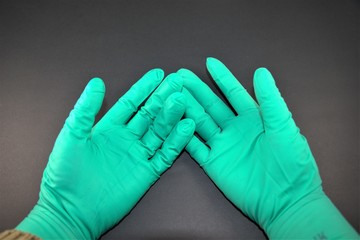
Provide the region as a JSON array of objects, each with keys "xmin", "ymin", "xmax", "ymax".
[
  {"xmin": 179, "ymin": 58, "xmax": 358, "ymax": 239},
  {"xmin": 16, "ymin": 70, "xmax": 195, "ymax": 240}
]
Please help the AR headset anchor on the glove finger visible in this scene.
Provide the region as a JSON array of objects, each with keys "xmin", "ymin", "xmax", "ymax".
[
  {"xmin": 178, "ymin": 68, "xmax": 235, "ymax": 128},
  {"xmin": 127, "ymin": 73, "xmax": 183, "ymax": 137},
  {"xmin": 185, "ymin": 135, "xmax": 210, "ymax": 166},
  {"xmin": 182, "ymin": 88, "xmax": 220, "ymax": 142},
  {"xmin": 63, "ymin": 78, "xmax": 105, "ymax": 139},
  {"xmin": 95, "ymin": 69, "xmax": 164, "ymax": 129},
  {"xmin": 206, "ymin": 57, "xmax": 259, "ymax": 115},
  {"xmin": 253, "ymin": 68, "xmax": 298, "ymax": 137},
  {"xmin": 140, "ymin": 92, "xmax": 186, "ymax": 157},
  {"xmin": 150, "ymin": 119, "xmax": 195, "ymax": 176}
]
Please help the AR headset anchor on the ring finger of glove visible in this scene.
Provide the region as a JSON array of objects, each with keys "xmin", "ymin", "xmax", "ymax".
[
  {"xmin": 127, "ymin": 73, "xmax": 183, "ymax": 137},
  {"xmin": 139, "ymin": 92, "xmax": 186, "ymax": 158}
]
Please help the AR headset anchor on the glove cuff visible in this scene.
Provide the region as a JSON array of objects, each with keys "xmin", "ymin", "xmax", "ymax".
[
  {"xmin": 266, "ymin": 190, "xmax": 358, "ymax": 239},
  {"xmin": 16, "ymin": 202, "xmax": 90, "ymax": 240}
]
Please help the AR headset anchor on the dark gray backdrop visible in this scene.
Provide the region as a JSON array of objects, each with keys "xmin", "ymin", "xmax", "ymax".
[{"xmin": 0, "ymin": 1, "xmax": 358, "ymax": 239}]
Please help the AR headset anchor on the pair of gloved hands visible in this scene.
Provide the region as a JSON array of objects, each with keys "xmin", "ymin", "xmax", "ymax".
[{"xmin": 17, "ymin": 58, "xmax": 358, "ymax": 239}]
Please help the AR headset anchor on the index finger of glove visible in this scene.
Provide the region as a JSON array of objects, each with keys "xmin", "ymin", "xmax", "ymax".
[{"xmin": 95, "ymin": 69, "xmax": 164, "ymax": 129}]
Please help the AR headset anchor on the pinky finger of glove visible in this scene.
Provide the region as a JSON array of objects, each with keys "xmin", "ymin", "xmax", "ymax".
[{"xmin": 150, "ymin": 118, "xmax": 195, "ymax": 176}]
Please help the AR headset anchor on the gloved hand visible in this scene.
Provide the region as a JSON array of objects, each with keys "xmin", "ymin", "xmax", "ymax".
[
  {"xmin": 16, "ymin": 69, "xmax": 195, "ymax": 240},
  {"xmin": 179, "ymin": 58, "xmax": 358, "ymax": 239}
]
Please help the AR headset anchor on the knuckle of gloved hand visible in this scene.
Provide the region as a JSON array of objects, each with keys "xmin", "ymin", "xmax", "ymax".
[
  {"xmin": 138, "ymin": 140, "xmax": 156, "ymax": 157},
  {"xmin": 119, "ymin": 97, "xmax": 137, "ymax": 113}
]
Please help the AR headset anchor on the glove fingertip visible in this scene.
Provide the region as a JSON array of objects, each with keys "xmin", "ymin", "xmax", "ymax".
[
  {"xmin": 177, "ymin": 68, "xmax": 195, "ymax": 78},
  {"xmin": 168, "ymin": 71, "xmax": 183, "ymax": 82},
  {"xmin": 168, "ymin": 91, "xmax": 185, "ymax": 103},
  {"xmin": 254, "ymin": 67, "xmax": 276, "ymax": 96},
  {"xmin": 176, "ymin": 118, "xmax": 195, "ymax": 137},
  {"xmin": 87, "ymin": 77, "xmax": 105, "ymax": 93},
  {"xmin": 206, "ymin": 56, "xmax": 220, "ymax": 67},
  {"xmin": 145, "ymin": 68, "xmax": 165, "ymax": 84},
  {"xmin": 153, "ymin": 68, "xmax": 165, "ymax": 80}
]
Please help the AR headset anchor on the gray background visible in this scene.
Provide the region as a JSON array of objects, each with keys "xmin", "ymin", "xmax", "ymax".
[{"xmin": 0, "ymin": 0, "xmax": 359, "ymax": 239}]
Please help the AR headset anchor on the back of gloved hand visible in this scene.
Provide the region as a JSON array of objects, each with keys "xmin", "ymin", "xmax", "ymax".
[
  {"xmin": 17, "ymin": 70, "xmax": 195, "ymax": 239},
  {"xmin": 180, "ymin": 58, "xmax": 358, "ymax": 239}
]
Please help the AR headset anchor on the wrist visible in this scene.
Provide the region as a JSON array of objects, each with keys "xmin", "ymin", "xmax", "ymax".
[
  {"xmin": 16, "ymin": 202, "xmax": 90, "ymax": 240},
  {"xmin": 265, "ymin": 190, "xmax": 358, "ymax": 239},
  {"xmin": 0, "ymin": 229, "xmax": 41, "ymax": 240}
]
